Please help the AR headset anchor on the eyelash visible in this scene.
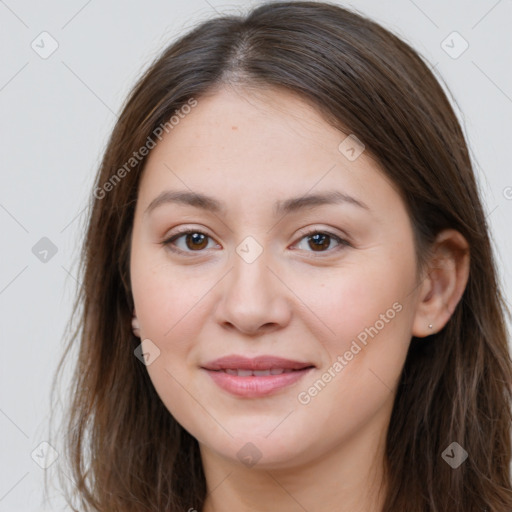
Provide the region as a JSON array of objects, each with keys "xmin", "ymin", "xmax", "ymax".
[{"xmin": 161, "ymin": 227, "xmax": 350, "ymax": 257}]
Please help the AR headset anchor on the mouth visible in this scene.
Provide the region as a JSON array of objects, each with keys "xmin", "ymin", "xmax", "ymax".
[
  {"xmin": 201, "ymin": 355, "xmax": 315, "ymax": 398},
  {"xmin": 213, "ymin": 367, "xmax": 310, "ymax": 376}
]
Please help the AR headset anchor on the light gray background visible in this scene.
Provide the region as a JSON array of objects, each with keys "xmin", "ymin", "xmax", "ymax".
[{"xmin": 1, "ymin": 0, "xmax": 511, "ymax": 510}]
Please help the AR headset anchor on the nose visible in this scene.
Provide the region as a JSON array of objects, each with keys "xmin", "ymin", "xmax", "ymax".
[{"xmin": 213, "ymin": 250, "xmax": 292, "ymax": 336}]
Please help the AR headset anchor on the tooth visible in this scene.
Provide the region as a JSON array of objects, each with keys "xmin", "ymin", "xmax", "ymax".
[
  {"xmin": 237, "ymin": 369, "xmax": 253, "ymax": 377},
  {"xmin": 225, "ymin": 369, "xmax": 237, "ymax": 375},
  {"xmin": 270, "ymin": 368, "xmax": 284, "ymax": 375},
  {"xmin": 253, "ymin": 370, "xmax": 271, "ymax": 376},
  {"xmin": 283, "ymin": 369, "xmax": 293, "ymax": 373}
]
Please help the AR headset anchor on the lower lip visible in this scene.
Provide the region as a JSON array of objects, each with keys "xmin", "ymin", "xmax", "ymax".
[{"xmin": 203, "ymin": 368, "xmax": 314, "ymax": 398}]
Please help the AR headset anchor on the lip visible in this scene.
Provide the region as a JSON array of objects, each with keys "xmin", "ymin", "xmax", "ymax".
[{"xmin": 201, "ymin": 355, "xmax": 315, "ymax": 398}]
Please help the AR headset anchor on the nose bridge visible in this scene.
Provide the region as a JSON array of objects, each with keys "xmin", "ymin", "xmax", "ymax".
[
  {"xmin": 214, "ymin": 240, "xmax": 291, "ymax": 333},
  {"xmin": 228, "ymin": 237, "xmax": 276, "ymax": 304}
]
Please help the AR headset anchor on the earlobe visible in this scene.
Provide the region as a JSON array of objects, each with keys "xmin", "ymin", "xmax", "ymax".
[
  {"xmin": 412, "ymin": 229, "xmax": 470, "ymax": 338},
  {"xmin": 132, "ymin": 312, "xmax": 141, "ymax": 338}
]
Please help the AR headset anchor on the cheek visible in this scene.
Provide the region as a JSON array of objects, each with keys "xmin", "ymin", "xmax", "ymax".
[
  {"xmin": 294, "ymin": 270, "xmax": 411, "ymax": 432},
  {"xmin": 131, "ymin": 253, "xmax": 212, "ymax": 341},
  {"xmin": 290, "ymin": 254, "xmax": 416, "ymax": 407},
  {"xmin": 130, "ymin": 257, "xmax": 213, "ymax": 431},
  {"xmin": 293, "ymin": 262, "xmax": 410, "ymax": 347}
]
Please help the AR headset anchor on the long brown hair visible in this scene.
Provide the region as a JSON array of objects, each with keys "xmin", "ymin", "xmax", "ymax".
[{"xmin": 49, "ymin": 2, "xmax": 512, "ymax": 510}]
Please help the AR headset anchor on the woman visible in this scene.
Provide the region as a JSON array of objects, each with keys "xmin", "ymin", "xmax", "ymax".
[{"xmin": 50, "ymin": 2, "xmax": 512, "ymax": 511}]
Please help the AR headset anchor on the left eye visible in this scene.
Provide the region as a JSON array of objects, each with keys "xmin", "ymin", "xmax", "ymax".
[
  {"xmin": 293, "ymin": 230, "xmax": 348, "ymax": 253},
  {"xmin": 162, "ymin": 229, "xmax": 348, "ymax": 255}
]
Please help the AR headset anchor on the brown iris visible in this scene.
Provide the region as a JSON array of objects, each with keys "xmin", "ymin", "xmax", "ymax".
[
  {"xmin": 185, "ymin": 232, "xmax": 209, "ymax": 250},
  {"xmin": 307, "ymin": 233, "xmax": 331, "ymax": 251}
]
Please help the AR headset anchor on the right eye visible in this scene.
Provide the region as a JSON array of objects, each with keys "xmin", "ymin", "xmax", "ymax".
[{"xmin": 162, "ymin": 229, "xmax": 220, "ymax": 255}]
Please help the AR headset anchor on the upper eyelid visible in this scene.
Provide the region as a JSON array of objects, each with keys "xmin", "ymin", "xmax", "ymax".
[{"xmin": 165, "ymin": 224, "xmax": 347, "ymax": 239}]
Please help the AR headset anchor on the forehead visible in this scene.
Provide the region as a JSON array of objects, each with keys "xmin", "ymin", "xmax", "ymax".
[
  {"xmin": 157, "ymin": 85, "xmax": 349, "ymax": 155},
  {"xmin": 137, "ymin": 85, "xmax": 401, "ymax": 219}
]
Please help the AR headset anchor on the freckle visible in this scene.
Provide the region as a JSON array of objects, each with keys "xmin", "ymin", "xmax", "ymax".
[{"xmin": 231, "ymin": 126, "xmax": 238, "ymax": 130}]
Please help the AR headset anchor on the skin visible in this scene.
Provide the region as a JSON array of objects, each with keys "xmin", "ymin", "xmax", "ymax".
[{"xmin": 129, "ymin": 84, "xmax": 470, "ymax": 512}]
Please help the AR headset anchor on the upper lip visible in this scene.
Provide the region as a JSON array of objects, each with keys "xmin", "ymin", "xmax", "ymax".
[{"xmin": 201, "ymin": 355, "xmax": 315, "ymax": 371}]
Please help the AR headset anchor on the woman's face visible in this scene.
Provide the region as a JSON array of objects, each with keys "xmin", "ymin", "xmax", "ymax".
[{"xmin": 130, "ymin": 85, "xmax": 423, "ymax": 470}]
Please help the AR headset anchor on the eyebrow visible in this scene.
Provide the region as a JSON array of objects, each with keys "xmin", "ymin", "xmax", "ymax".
[{"xmin": 144, "ymin": 189, "xmax": 369, "ymax": 216}]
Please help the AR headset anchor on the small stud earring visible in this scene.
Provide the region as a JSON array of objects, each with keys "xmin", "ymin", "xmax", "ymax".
[{"xmin": 428, "ymin": 323, "xmax": 433, "ymax": 329}]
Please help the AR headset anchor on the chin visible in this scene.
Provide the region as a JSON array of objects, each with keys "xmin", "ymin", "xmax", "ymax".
[{"xmin": 198, "ymin": 425, "xmax": 316, "ymax": 470}]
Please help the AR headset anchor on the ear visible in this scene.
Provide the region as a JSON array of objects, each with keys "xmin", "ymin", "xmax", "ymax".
[
  {"xmin": 132, "ymin": 310, "xmax": 141, "ymax": 338},
  {"xmin": 412, "ymin": 229, "xmax": 470, "ymax": 337}
]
